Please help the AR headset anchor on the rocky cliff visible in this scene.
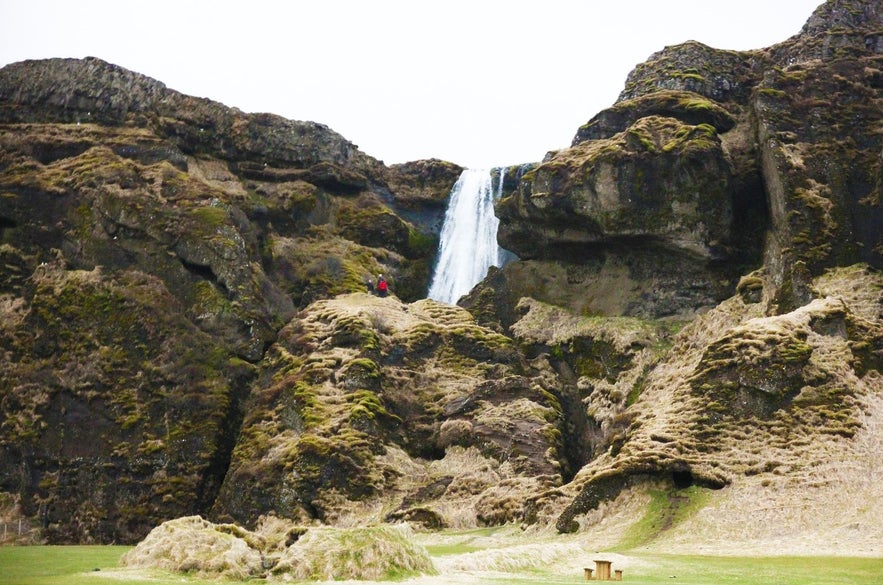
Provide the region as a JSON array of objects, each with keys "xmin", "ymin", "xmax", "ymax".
[
  {"xmin": 483, "ymin": 0, "xmax": 883, "ymax": 540},
  {"xmin": 0, "ymin": 57, "xmax": 460, "ymax": 542},
  {"xmin": 0, "ymin": 0, "xmax": 881, "ymax": 550}
]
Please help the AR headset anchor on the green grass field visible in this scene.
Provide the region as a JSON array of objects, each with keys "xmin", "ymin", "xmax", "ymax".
[{"xmin": 1, "ymin": 545, "xmax": 882, "ymax": 585}]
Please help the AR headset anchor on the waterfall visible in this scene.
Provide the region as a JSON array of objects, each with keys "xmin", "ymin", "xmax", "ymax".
[{"xmin": 427, "ymin": 168, "xmax": 509, "ymax": 304}]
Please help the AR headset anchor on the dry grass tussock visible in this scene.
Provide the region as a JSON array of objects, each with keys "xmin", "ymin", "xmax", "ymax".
[
  {"xmin": 119, "ymin": 516, "xmax": 264, "ymax": 580},
  {"xmin": 273, "ymin": 524, "xmax": 435, "ymax": 581},
  {"xmin": 120, "ymin": 516, "xmax": 438, "ymax": 581}
]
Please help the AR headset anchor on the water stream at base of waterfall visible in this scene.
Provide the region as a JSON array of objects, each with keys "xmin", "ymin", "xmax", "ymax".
[{"xmin": 427, "ymin": 168, "xmax": 510, "ymax": 305}]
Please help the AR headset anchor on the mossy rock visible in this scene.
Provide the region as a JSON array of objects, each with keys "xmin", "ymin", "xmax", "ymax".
[
  {"xmin": 618, "ymin": 41, "xmax": 758, "ymax": 103},
  {"xmin": 498, "ymin": 115, "xmax": 735, "ymax": 262},
  {"xmin": 336, "ymin": 194, "xmax": 413, "ymax": 253},
  {"xmin": 736, "ymin": 271, "xmax": 764, "ymax": 304},
  {"xmin": 574, "ymin": 89, "xmax": 737, "ymax": 144},
  {"xmin": 691, "ymin": 320, "xmax": 813, "ymax": 418},
  {"xmin": 0, "ymin": 266, "xmax": 251, "ymax": 543}
]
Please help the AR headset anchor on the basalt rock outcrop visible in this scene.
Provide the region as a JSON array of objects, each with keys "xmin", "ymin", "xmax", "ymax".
[
  {"xmin": 0, "ymin": 57, "xmax": 459, "ymax": 542},
  {"xmin": 491, "ymin": 0, "xmax": 881, "ymax": 325},
  {"xmin": 482, "ymin": 0, "xmax": 883, "ymax": 536},
  {"xmin": 1, "ymin": 0, "xmax": 882, "ymax": 550}
]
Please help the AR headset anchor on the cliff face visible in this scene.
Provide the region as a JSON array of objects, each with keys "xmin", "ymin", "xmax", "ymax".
[
  {"xmin": 494, "ymin": 0, "xmax": 881, "ymax": 323},
  {"xmin": 485, "ymin": 0, "xmax": 883, "ymax": 540},
  {"xmin": 1, "ymin": 0, "xmax": 881, "ymax": 549},
  {"xmin": 0, "ymin": 57, "xmax": 459, "ymax": 542}
]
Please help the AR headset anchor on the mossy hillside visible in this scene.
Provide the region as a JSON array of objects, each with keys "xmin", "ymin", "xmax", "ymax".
[
  {"xmin": 812, "ymin": 264, "xmax": 883, "ymax": 375},
  {"xmin": 0, "ymin": 115, "xmax": 439, "ymax": 326},
  {"xmin": 0, "ymin": 56, "xmax": 377, "ymax": 175},
  {"xmin": 215, "ymin": 294, "xmax": 564, "ymax": 528},
  {"xmin": 616, "ymin": 483, "xmax": 713, "ymax": 549},
  {"xmin": 0, "ymin": 264, "xmax": 251, "ymax": 543},
  {"xmin": 246, "ymin": 178, "xmax": 322, "ymax": 232},
  {"xmin": 0, "ymin": 88, "xmax": 444, "ymax": 364},
  {"xmin": 690, "ymin": 315, "xmax": 815, "ymax": 419},
  {"xmin": 214, "ymin": 298, "xmax": 421, "ymax": 522},
  {"xmin": 512, "ymin": 296, "xmax": 667, "ymax": 387},
  {"xmin": 509, "ymin": 297, "xmax": 681, "ymax": 475},
  {"xmin": 266, "ymin": 228, "xmax": 402, "ymax": 307},
  {"xmin": 2, "ymin": 59, "xmax": 552, "ymax": 539},
  {"xmin": 0, "ymin": 122, "xmax": 179, "ymax": 166},
  {"xmin": 0, "ymin": 128, "xmax": 428, "ymax": 360},
  {"xmin": 331, "ymin": 194, "xmax": 437, "ymax": 300},
  {"xmin": 473, "ymin": 248, "xmax": 737, "ymax": 329},
  {"xmin": 692, "ymin": 272, "xmax": 883, "ymax": 448},
  {"xmin": 512, "ymin": 298, "xmax": 660, "ymax": 354},
  {"xmin": 552, "ymin": 266, "xmax": 882, "ymax": 535},
  {"xmin": 4, "ymin": 11, "xmax": 883, "ymax": 547},
  {"xmin": 0, "ymin": 136, "xmax": 297, "ymax": 360},
  {"xmin": 334, "ymin": 192, "xmax": 428, "ymax": 258}
]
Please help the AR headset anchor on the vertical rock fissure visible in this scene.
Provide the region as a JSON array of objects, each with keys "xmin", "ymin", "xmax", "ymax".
[{"xmin": 198, "ymin": 371, "xmax": 253, "ymax": 517}]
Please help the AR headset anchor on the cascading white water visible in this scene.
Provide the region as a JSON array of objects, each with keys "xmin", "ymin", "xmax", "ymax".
[{"xmin": 427, "ymin": 168, "xmax": 508, "ymax": 304}]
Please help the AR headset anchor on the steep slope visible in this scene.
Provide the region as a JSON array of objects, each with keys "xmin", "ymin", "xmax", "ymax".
[
  {"xmin": 0, "ymin": 57, "xmax": 459, "ymax": 542},
  {"xmin": 482, "ymin": 0, "xmax": 883, "ymax": 547},
  {"xmin": 491, "ymin": 0, "xmax": 881, "ymax": 323},
  {"xmin": 537, "ymin": 266, "xmax": 882, "ymax": 545},
  {"xmin": 212, "ymin": 293, "xmax": 564, "ymax": 529}
]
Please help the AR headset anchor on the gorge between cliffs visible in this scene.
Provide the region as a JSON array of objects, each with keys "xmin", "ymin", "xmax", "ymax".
[{"xmin": 0, "ymin": 0, "xmax": 881, "ymax": 569}]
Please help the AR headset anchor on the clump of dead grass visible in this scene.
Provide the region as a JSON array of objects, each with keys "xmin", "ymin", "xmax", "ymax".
[
  {"xmin": 121, "ymin": 516, "xmax": 438, "ymax": 581},
  {"xmin": 433, "ymin": 539, "xmax": 586, "ymax": 572},
  {"xmin": 119, "ymin": 516, "xmax": 264, "ymax": 580},
  {"xmin": 271, "ymin": 523, "xmax": 436, "ymax": 581}
]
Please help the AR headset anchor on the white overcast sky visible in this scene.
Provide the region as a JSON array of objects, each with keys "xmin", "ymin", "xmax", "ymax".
[{"xmin": 1, "ymin": 0, "xmax": 822, "ymax": 169}]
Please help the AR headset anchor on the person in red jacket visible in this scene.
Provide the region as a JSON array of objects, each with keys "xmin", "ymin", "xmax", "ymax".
[{"xmin": 377, "ymin": 274, "xmax": 388, "ymax": 297}]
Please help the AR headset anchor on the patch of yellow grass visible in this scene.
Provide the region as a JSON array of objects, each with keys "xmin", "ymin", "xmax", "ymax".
[
  {"xmin": 119, "ymin": 516, "xmax": 264, "ymax": 580},
  {"xmin": 272, "ymin": 524, "xmax": 436, "ymax": 580},
  {"xmin": 511, "ymin": 297, "xmax": 657, "ymax": 352}
]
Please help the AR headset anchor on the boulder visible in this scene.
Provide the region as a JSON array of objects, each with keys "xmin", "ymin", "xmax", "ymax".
[{"xmin": 499, "ymin": 116, "xmax": 735, "ymax": 261}]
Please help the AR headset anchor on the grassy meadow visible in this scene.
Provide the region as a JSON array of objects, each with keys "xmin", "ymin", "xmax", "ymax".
[{"xmin": 1, "ymin": 541, "xmax": 882, "ymax": 585}]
